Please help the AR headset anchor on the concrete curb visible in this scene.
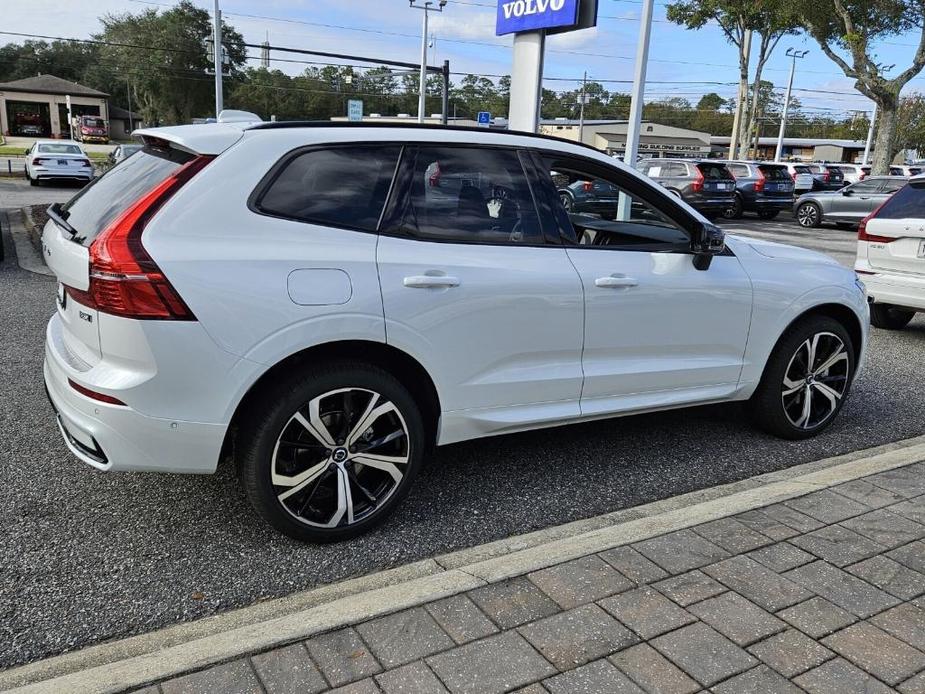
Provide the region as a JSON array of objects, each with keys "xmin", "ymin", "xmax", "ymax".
[
  {"xmin": 9, "ymin": 207, "xmax": 53, "ymax": 276},
  {"xmin": 4, "ymin": 435, "xmax": 925, "ymax": 693}
]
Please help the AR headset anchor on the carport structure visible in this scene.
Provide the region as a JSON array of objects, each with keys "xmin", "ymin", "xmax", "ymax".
[{"xmin": 0, "ymin": 74, "xmax": 108, "ymax": 138}]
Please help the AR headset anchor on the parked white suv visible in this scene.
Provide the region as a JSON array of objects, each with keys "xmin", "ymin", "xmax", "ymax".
[
  {"xmin": 42, "ymin": 117, "xmax": 869, "ymax": 541},
  {"xmin": 855, "ymin": 175, "xmax": 925, "ymax": 330}
]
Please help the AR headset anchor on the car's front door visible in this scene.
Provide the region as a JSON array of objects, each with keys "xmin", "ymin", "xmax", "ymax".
[
  {"xmin": 831, "ymin": 179, "xmax": 887, "ymax": 221},
  {"xmin": 377, "ymin": 144, "xmax": 585, "ymax": 443},
  {"xmin": 532, "ymin": 151, "xmax": 753, "ymax": 417}
]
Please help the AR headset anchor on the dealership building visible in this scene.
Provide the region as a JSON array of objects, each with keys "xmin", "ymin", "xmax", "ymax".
[
  {"xmin": 709, "ymin": 135, "xmax": 869, "ymax": 163},
  {"xmin": 0, "ymin": 74, "xmax": 109, "ymax": 138},
  {"xmin": 539, "ymin": 119, "xmax": 713, "ymax": 158}
]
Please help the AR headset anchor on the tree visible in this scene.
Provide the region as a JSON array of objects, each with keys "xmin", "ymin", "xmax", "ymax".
[
  {"xmin": 0, "ymin": 40, "xmax": 100, "ymax": 85},
  {"xmin": 697, "ymin": 92, "xmax": 726, "ymax": 111},
  {"xmin": 792, "ymin": 0, "xmax": 925, "ymax": 173},
  {"xmin": 667, "ymin": 1, "xmax": 796, "ymax": 157},
  {"xmin": 93, "ymin": 0, "xmax": 246, "ymax": 125},
  {"xmin": 895, "ymin": 94, "xmax": 925, "ymax": 159}
]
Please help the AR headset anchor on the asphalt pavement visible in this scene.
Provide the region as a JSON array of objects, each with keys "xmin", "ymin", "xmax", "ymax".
[{"xmin": 2, "ymin": 192, "xmax": 925, "ymax": 671}]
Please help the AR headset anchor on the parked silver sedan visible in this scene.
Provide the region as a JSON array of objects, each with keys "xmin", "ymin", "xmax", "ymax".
[{"xmin": 793, "ymin": 176, "xmax": 907, "ymax": 228}]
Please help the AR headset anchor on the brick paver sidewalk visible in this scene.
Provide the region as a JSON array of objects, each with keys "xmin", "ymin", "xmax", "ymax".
[{"xmin": 147, "ymin": 462, "xmax": 925, "ymax": 694}]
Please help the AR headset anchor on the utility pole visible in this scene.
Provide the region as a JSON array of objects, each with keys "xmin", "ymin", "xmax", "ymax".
[
  {"xmin": 126, "ymin": 82, "xmax": 133, "ymax": 132},
  {"xmin": 729, "ymin": 30, "xmax": 752, "ymax": 160},
  {"xmin": 578, "ymin": 70, "xmax": 587, "ymax": 144},
  {"xmin": 619, "ymin": 0, "xmax": 654, "ymax": 220},
  {"xmin": 212, "ymin": 0, "xmax": 223, "ymax": 118},
  {"xmin": 409, "ymin": 0, "xmax": 447, "ymax": 123},
  {"xmin": 863, "ymin": 104, "xmax": 877, "ymax": 166},
  {"xmin": 775, "ymin": 48, "xmax": 808, "ymax": 162}
]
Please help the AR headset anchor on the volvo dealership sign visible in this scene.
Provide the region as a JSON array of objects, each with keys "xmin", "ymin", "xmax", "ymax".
[{"xmin": 496, "ymin": 0, "xmax": 597, "ymax": 36}]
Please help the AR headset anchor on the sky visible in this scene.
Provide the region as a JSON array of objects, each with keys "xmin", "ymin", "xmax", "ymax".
[{"xmin": 2, "ymin": 0, "xmax": 924, "ymax": 121}]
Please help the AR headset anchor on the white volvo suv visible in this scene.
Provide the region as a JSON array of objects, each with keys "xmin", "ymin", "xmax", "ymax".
[
  {"xmin": 43, "ymin": 116, "xmax": 869, "ymax": 542},
  {"xmin": 855, "ymin": 175, "xmax": 925, "ymax": 330}
]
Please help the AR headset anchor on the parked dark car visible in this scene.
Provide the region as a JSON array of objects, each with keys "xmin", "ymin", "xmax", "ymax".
[
  {"xmin": 557, "ymin": 178, "xmax": 622, "ymax": 219},
  {"xmin": 793, "ymin": 176, "xmax": 907, "ymax": 228},
  {"xmin": 806, "ymin": 163, "xmax": 846, "ymax": 191},
  {"xmin": 722, "ymin": 161, "xmax": 795, "ymax": 220},
  {"xmin": 637, "ymin": 158, "xmax": 736, "ymax": 218}
]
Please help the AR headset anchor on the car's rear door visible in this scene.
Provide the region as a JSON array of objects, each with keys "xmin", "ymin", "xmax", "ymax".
[
  {"xmin": 377, "ymin": 144, "xmax": 584, "ymax": 442},
  {"xmin": 865, "ymin": 181, "xmax": 925, "ymax": 275}
]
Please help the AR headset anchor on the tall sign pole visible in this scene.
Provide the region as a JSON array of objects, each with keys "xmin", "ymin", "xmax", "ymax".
[
  {"xmin": 498, "ymin": 0, "xmax": 599, "ymax": 133},
  {"xmin": 863, "ymin": 104, "xmax": 877, "ymax": 166},
  {"xmin": 775, "ymin": 48, "xmax": 809, "ymax": 162},
  {"xmin": 212, "ymin": 0, "xmax": 223, "ymax": 117},
  {"xmin": 623, "ymin": 0, "xmax": 653, "ymax": 166}
]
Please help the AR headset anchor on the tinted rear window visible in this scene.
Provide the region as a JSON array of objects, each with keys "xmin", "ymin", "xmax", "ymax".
[
  {"xmin": 256, "ymin": 145, "xmax": 400, "ymax": 231},
  {"xmin": 38, "ymin": 144, "xmax": 82, "ymax": 155},
  {"xmin": 758, "ymin": 165, "xmax": 790, "ymax": 181},
  {"xmin": 60, "ymin": 147, "xmax": 190, "ymax": 246},
  {"xmin": 697, "ymin": 162, "xmax": 733, "ymax": 179},
  {"xmin": 793, "ymin": 165, "xmax": 812, "ymax": 174},
  {"xmin": 875, "ymin": 183, "xmax": 923, "ymax": 219}
]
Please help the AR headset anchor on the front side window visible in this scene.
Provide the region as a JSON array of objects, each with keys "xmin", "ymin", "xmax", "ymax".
[
  {"xmin": 849, "ymin": 179, "xmax": 880, "ymax": 194},
  {"xmin": 541, "ymin": 155, "xmax": 690, "ymax": 251},
  {"xmin": 256, "ymin": 145, "xmax": 401, "ymax": 231},
  {"xmin": 398, "ymin": 146, "xmax": 542, "ymax": 244}
]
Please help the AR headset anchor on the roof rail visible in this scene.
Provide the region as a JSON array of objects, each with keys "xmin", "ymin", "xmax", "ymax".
[{"xmin": 245, "ymin": 120, "xmax": 607, "ymax": 155}]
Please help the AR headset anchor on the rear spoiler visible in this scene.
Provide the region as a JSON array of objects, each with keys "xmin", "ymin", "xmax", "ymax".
[{"xmin": 132, "ymin": 123, "xmax": 249, "ymax": 156}]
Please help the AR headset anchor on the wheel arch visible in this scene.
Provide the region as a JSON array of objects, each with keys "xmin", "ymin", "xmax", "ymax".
[
  {"xmin": 767, "ymin": 302, "xmax": 864, "ymax": 376},
  {"xmin": 219, "ymin": 340, "xmax": 442, "ymax": 469}
]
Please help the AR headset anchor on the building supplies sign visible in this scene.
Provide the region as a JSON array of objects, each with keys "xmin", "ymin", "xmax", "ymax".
[{"xmin": 496, "ymin": 0, "xmax": 579, "ymax": 35}]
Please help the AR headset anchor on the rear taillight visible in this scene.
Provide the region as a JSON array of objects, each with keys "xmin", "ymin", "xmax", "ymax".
[
  {"xmin": 33, "ymin": 157, "xmax": 50, "ymax": 165},
  {"xmin": 857, "ymin": 203, "xmax": 894, "ymax": 243},
  {"xmin": 691, "ymin": 168, "xmax": 705, "ymax": 192},
  {"xmin": 78, "ymin": 158, "xmax": 91, "ymax": 167},
  {"xmin": 582, "ymin": 181, "xmax": 593, "ymax": 192},
  {"xmin": 823, "ymin": 171, "xmax": 830, "ymax": 183},
  {"xmin": 68, "ymin": 378, "xmax": 127, "ymax": 406},
  {"xmin": 791, "ymin": 172, "xmax": 797, "ymax": 182},
  {"xmin": 754, "ymin": 168, "xmax": 766, "ymax": 193},
  {"xmin": 67, "ymin": 154, "xmax": 213, "ymax": 320}
]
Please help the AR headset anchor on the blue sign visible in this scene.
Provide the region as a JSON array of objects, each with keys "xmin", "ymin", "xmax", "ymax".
[
  {"xmin": 496, "ymin": 0, "xmax": 580, "ymax": 36},
  {"xmin": 477, "ymin": 111, "xmax": 491, "ymax": 126},
  {"xmin": 347, "ymin": 99, "xmax": 363, "ymax": 122}
]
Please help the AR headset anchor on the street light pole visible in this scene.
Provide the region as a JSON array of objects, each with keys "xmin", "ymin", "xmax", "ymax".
[
  {"xmin": 863, "ymin": 104, "xmax": 877, "ymax": 166},
  {"xmin": 212, "ymin": 0, "xmax": 223, "ymax": 118},
  {"xmin": 409, "ymin": 0, "xmax": 446, "ymax": 123},
  {"xmin": 775, "ymin": 48, "xmax": 809, "ymax": 162},
  {"xmin": 578, "ymin": 70, "xmax": 587, "ymax": 144}
]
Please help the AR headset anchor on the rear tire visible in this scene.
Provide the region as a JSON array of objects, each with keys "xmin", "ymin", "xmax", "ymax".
[
  {"xmin": 748, "ymin": 315, "xmax": 855, "ymax": 440},
  {"xmin": 870, "ymin": 304, "xmax": 915, "ymax": 330},
  {"xmin": 722, "ymin": 195, "xmax": 743, "ymax": 220},
  {"xmin": 559, "ymin": 193, "xmax": 573, "ymax": 211},
  {"xmin": 236, "ymin": 360, "xmax": 426, "ymax": 542},
  {"xmin": 29, "ymin": 177, "xmax": 38, "ymax": 187},
  {"xmin": 796, "ymin": 202, "xmax": 822, "ymax": 228},
  {"xmin": 757, "ymin": 210, "xmax": 779, "ymax": 220}
]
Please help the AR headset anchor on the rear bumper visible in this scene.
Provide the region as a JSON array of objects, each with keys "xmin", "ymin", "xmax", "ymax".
[
  {"xmin": 749, "ymin": 196, "xmax": 793, "ymax": 211},
  {"xmin": 690, "ymin": 196, "xmax": 735, "ymax": 211},
  {"xmin": 32, "ymin": 167, "xmax": 93, "ymax": 180},
  {"xmin": 44, "ymin": 318, "xmax": 226, "ymax": 473},
  {"xmin": 860, "ymin": 271, "xmax": 925, "ymax": 312}
]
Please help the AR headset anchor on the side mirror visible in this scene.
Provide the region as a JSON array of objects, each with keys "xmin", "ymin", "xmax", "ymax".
[
  {"xmin": 691, "ymin": 222, "xmax": 725, "ymax": 271},
  {"xmin": 842, "ymin": 189, "xmax": 852, "ymax": 195},
  {"xmin": 24, "ymin": 148, "xmax": 30, "ymax": 155}
]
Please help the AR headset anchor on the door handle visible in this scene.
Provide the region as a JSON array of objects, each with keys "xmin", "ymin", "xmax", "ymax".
[
  {"xmin": 403, "ymin": 275, "xmax": 460, "ymax": 288},
  {"xmin": 595, "ymin": 275, "xmax": 638, "ymax": 288}
]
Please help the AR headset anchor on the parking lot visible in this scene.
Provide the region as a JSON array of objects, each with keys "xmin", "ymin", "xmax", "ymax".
[{"xmin": 1, "ymin": 179, "xmax": 924, "ymax": 670}]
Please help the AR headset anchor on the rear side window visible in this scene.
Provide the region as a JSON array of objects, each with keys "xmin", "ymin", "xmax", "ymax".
[
  {"xmin": 728, "ymin": 163, "xmax": 750, "ymax": 178},
  {"xmin": 875, "ymin": 183, "xmax": 924, "ymax": 219},
  {"xmin": 697, "ymin": 162, "xmax": 733, "ymax": 180},
  {"xmin": 880, "ymin": 178, "xmax": 908, "ymax": 193},
  {"xmin": 758, "ymin": 165, "xmax": 790, "ymax": 181},
  {"xmin": 256, "ymin": 145, "xmax": 400, "ymax": 231},
  {"xmin": 61, "ymin": 146, "xmax": 191, "ymax": 247},
  {"xmin": 397, "ymin": 146, "xmax": 541, "ymax": 245}
]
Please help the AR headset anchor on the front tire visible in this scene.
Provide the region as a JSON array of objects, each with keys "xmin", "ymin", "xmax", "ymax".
[
  {"xmin": 236, "ymin": 360, "xmax": 426, "ymax": 542},
  {"xmin": 796, "ymin": 202, "xmax": 822, "ymax": 228},
  {"xmin": 748, "ymin": 316, "xmax": 855, "ymax": 439},
  {"xmin": 870, "ymin": 304, "xmax": 915, "ymax": 330}
]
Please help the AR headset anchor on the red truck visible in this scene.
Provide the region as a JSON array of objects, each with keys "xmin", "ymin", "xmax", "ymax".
[{"xmin": 71, "ymin": 115, "xmax": 109, "ymax": 144}]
